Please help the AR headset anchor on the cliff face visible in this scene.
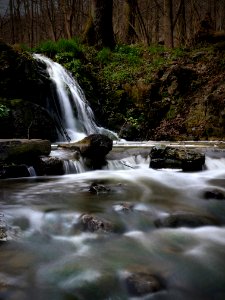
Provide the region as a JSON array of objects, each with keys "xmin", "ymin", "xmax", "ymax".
[{"xmin": 0, "ymin": 41, "xmax": 57, "ymax": 141}]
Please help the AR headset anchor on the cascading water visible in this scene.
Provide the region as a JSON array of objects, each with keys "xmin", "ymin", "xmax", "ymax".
[{"xmin": 33, "ymin": 54, "xmax": 118, "ymax": 142}]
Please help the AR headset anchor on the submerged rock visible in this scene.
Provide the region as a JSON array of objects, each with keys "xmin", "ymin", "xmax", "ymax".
[
  {"xmin": 124, "ymin": 271, "xmax": 164, "ymax": 296},
  {"xmin": 154, "ymin": 212, "xmax": 219, "ymax": 228},
  {"xmin": 150, "ymin": 146, "xmax": 205, "ymax": 171},
  {"xmin": 203, "ymin": 190, "xmax": 225, "ymax": 200},
  {"xmin": 0, "ymin": 213, "xmax": 7, "ymax": 241},
  {"xmin": 89, "ymin": 182, "xmax": 111, "ymax": 194}
]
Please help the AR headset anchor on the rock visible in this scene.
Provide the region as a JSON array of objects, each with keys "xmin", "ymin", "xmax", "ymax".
[
  {"xmin": 149, "ymin": 146, "xmax": 205, "ymax": 171},
  {"xmin": 37, "ymin": 157, "xmax": 64, "ymax": 176},
  {"xmin": 203, "ymin": 190, "xmax": 225, "ymax": 200},
  {"xmin": 0, "ymin": 139, "xmax": 51, "ymax": 163},
  {"xmin": 160, "ymin": 65, "xmax": 196, "ymax": 96},
  {"xmin": 77, "ymin": 134, "xmax": 113, "ymax": 158},
  {"xmin": 0, "ymin": 98, "xmax": 57, "ymax": 141},
  {"xmin": 0, "ymin": 164, "xmax": 30, "ymax": 179},
  {"xmin": 154, "ymin": 212, "xmax": 219, "ymax": 228},
  {"xmin": 60, "ymin": 134, "xmax": 113, "ymax": 169},
  {"xmin": 0, "ymin": 41, "xmax": 50, "ymax": 105},
  {"xmin": 78, "ymin": 214, "xmax": 113, "ymax": 233},
  {"xmin": 124, "ymin": 271, "xmax": 163, "ymax": 296},
  {"xmin": 89, "ymin": 182, "xmax": 111, "ymax": 194},
  {"xmin": 0, "ymin": 213, "xmax": 7, "ymax": 241}
]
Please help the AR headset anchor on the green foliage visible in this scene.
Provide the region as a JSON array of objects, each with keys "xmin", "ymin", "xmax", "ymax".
[
  {"xmin": 0, "ymin": 104, "xmax": 10, "ymax": 118},
  {"xmin": 96, "ymin": 48, "xmax": 112, "ymax": 65},
  {"xmin": 33, "ymin": 38, "xmax": 83, "ymax": 57}
]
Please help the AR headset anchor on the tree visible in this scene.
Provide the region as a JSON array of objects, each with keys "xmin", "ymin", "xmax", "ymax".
[
  {"xmin": 83, "ymin": 0, "xmax": 115, "ymax": 49},
  {"xmin": 164, "ymin": 0, "xmax": 173, "ymax": 48}
]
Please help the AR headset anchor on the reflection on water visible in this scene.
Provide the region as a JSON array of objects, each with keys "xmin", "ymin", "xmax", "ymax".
[{"xmin": 1, "ymin": 157, "xmax": 225, "ymax": 299}]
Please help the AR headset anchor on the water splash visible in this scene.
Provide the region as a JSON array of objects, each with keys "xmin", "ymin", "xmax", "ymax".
[{"xmin": 33, "ymin": 54, "xmax": 118, "ymax": 142}]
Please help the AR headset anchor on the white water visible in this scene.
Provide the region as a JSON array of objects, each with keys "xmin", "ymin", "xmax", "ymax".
[{"xmin": 33, "ymin": 54, "xmax": 118, "ymax": 142}]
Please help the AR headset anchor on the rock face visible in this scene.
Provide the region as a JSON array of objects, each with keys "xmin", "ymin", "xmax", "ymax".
[
  {"xmin": 149, "ymin": 146, "xmax": 205, "ymax": 171},
  {"xmin": 0, "ymin": 41, "xmax": 58, "ymax": 141},
  {"xmin": 0, "ymin": 99, "xmax": 57, "ymax": 141}
]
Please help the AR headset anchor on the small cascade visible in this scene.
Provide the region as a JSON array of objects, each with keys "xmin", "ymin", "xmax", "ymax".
[
  {"xmin": 27, "ymin": 166, "xmax": 37, "ymax": 177},
  {"xmin": 63, "ymin": 159, "xmax": 87, "ymax": 174},
  {"xmin": 33, "ymin": 54, "xmax": 118, "ymax": 142}
]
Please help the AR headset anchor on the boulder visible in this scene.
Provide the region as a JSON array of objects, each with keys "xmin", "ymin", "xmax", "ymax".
[
  {"xmin": 149, "ymin": 146, "xmax": 205, "ymax": 171},
  {"xmin": 60, "ymin": 134, "xmax": 113, "ymax": 169},
  {"xmin": 37, "ymin": 156, "xmax": 64, "ymax": 176},
  {"xmin": 77, "ymin": 214, "xmax": 113, "ymax": 233},
  {"xmin": 203, "ymin": 190, "xmax": 225, "ymax": 200},
  {"xmin": 154, "ymin": 212, "xmax": 219, "ymax": 228}
]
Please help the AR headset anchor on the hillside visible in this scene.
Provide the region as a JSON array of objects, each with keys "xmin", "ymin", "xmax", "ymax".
[{"xmin": 1, "ymin": 40, "xmax": 225, "ymax": 141}]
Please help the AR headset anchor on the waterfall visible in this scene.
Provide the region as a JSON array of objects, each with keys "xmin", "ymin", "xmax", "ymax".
[{"xmin": 33, "ymin": 54, "xmax": 118, "ymax": 142}]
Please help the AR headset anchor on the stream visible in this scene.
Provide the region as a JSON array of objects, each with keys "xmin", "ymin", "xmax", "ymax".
[{"xmin": 1, "ymin": 145, "xmax": 225, "ymax": 300}]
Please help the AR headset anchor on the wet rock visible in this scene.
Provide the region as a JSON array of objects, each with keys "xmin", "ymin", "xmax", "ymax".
[
  {"xmin": 154, "ymin": 212, "xmax": 219, "ymax": 228},
  {"xmin": 78, "ymin": 214, "xmax": 113, "ymax": 233},
  {"xmin": 150, "ymin": 146, "xmax": 205, "ymax": 171},
  {"xmin": 37, "ymin": 156, "xmax": 64, "ymax": 175},
  {"xmin": 0, "ymin": 214, "xmax": 7, "ymax": 241},
  {"xmin": 0, "ymin": 139, "xmax": 51, "ymax": 163},
  {"xmin": 0, "ymin": 164, "xmax": 30, "ymax": 179},
  {"xmin": 124, "ymin": 271, "xmax": 163, "ymax": 296},
  {"xmin": 60, "ymin": 134, "xmax": 113, "ymax": 169},
  {"xmin": 89, "ymin": 182, "xmax": 111, "ymax": 194},
  {"xmin": 203, "ymin": 190, "xmax": 225, "ymax": 200}
]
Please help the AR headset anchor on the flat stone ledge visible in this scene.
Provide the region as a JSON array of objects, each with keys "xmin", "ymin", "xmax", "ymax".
[{"xmin": 0, "ymin": 139, "xmax": 51, "ymax": 162}]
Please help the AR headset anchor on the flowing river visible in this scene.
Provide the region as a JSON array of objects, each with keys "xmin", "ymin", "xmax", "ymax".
[{"xmin": 1, "ymin": 146, "xmax": 225, "ymax": 300}]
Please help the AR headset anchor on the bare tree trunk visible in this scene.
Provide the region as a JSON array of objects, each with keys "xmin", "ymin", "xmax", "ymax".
[
  {"xmin": 177, "ymin": 0, "xmax": 186, "ymax": 46},
  {"xmin": 9, "ymin": 0, "xmax": 15, "ymax": 43},
  {"xmin": 164, "ymin": 0, "xmax": 173, "ymax": 48},
  {"xmin": 83, "ymin": 0, "xmax": 115, "ymax": 49},
  {"xmin": 124, "ymin": 0, "xmax": 137, "ymax": 44},
  {"xmin": 152, "ymin": 1, "xmax": 160, "ymax": 44}
]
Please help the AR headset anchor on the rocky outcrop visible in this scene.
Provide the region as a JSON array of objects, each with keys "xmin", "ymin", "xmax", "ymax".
[
  {"xmin": 149, "ymin": 146, "xmax": 205, "ymax": 171},
  {"xmin": 0, "ymin": 139, "xmax": 52, "ymax": 178},
  {"xmin": 0, "ymin": 41, "xmax": 50, "ymax": 104}
]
